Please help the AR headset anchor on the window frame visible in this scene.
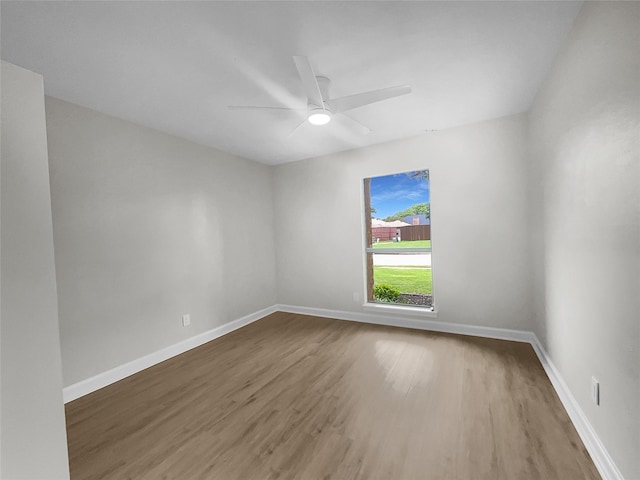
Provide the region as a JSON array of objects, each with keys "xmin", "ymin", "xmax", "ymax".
[{"xmin": 362, "ymin": 173, "xmax": 436, "ymax": 314}]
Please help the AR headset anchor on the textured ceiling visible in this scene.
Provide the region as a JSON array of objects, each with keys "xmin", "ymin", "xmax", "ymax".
[{"xmin": 1, "ymin": 1, "xmax": 582, "ymax": 165}]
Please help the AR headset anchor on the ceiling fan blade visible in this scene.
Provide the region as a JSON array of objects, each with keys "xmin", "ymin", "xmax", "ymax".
[
  {"xmin": 287, "ymin": 119, "xmax": 307, "ymax": 137},
  {"xmin": 293, "ymin": 56, "xmax": 324, "ymax": 108},
  {"xmin": 341, "ymin": 113, "xmax": 372, "ymax": 135},
  {"xmin": 228, "ymin": 105, "xmax": 303, "ymax": 111},
  {"xmin": 326, "ymin": 85, "xmax": 412, "ymax": 113}
]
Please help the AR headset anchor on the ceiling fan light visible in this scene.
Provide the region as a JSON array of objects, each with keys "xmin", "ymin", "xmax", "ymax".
[{"xmin": 308, "ymin": 109, "xmax": 332, "ymax": 126}]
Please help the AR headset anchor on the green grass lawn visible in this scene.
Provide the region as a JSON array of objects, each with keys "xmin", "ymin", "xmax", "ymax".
[
  {"xmin": 372, "ymin": 240, "xmax": 431, "ymax": 249},
  {"xmin": 374, "ymin": 266, "xmax": 432, "ymax": 294}
]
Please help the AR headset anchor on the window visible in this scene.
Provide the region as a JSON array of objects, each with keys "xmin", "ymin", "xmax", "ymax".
[{"xmin": 363, "ymin": 170, "xmax": 433, "ymax": 310}]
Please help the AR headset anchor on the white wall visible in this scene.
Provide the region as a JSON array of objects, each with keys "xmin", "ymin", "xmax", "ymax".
[
  {"xmin": 45, "ymin": 98, "xmax": 277, "ymax": 386},
  {"xmin": 274, "ymin": 114, "xmax": 533, "ymax": 331},
  {"xmin": 528, "ymin": 2, "xmax": 640, "ymax": 478},
  {"xmin": 1, "ymin": 62, "xmax": 70, "ymax": 479}
]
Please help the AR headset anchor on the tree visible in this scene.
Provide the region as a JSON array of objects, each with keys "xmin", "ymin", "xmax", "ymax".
[
  {"xmin": 406, "ymin": 169, "xmax": 429, "ymax": 181},
  {"xmin": 383, "ymin": 203, "xmax": 430, "ymax": 222}
]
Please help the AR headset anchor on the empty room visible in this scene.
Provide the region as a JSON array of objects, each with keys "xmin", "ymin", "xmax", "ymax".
[{"xmin": 1, "ymin": 1, "xmax": 638, "ymax": 479}]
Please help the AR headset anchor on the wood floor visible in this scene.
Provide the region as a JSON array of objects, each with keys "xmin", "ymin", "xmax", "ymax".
[{"xmin": 65, "ymin": 312, "xmax": 600, "ymax": 479}]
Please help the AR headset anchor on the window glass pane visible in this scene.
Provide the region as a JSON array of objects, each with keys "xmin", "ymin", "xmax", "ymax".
[
  {"xmin": 372, "ymin": 253, "xmax": 432, "ymax": 307},
  {"xmin": 365, "ymin": 170, "xmax": 431, "ymax": 248}
]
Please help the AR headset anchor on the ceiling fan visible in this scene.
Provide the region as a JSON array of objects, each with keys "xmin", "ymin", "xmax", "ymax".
[{"xmin": 229, "ymin": 56, "xmax": 412, "ymax": 134}]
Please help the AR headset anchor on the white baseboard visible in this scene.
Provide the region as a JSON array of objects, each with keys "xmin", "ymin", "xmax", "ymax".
[
  {"xmin": 529, "ymin": 338, "xmax": 624, "ymax": 480},
  {"xmin": 62, "ymin": 305, "xmax": 277, "ymax": 403},
  {"xmin": 276, "ymin": 303, "xmax": 623, "ymax": 480},
  {"xmin": 63, "ymin": 302, "xmax": 622, "ymax": 480},
  {"xmin": 275, "ymin": 303, "xmax": 536, "ymax": 343}
]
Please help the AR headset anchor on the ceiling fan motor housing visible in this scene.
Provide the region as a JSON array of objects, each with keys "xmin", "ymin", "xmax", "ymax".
[{"xmin": 307, "ymin": 76, "xmax": 332, "ymax": 124}]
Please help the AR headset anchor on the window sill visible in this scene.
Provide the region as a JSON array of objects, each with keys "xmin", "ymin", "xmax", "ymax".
[{"xmin": 362, "ymin": 302, "xmax": 438, "ymax": 318}]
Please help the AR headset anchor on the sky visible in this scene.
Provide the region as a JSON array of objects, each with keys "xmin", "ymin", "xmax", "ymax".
[{"xmin": 369, "ymin": 171, "xmax": 430, "ymax": 219}]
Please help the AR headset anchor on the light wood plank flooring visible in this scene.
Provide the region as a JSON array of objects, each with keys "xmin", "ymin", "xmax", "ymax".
[{"xmin": 65, "ymin": 312, "xmax": 600, "ymax": 479}]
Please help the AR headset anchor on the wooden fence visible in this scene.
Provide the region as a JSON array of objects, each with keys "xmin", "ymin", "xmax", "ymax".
[
  {"xmin": 371, "ymin": 227, "xmax": 397, "ymax": 242},
  {"xmin": 372, "ymin": 224, "xmax": 431, "ymax": 242},
  {"xmin": 399, "ymin": 225, "xmax": 431, "ymax": 241}
]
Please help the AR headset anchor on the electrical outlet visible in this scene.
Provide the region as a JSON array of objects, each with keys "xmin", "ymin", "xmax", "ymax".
[
  {"xmin": 182, "ymin": 314, "xmax": 191, "ymax": 327},
  {"xmin": 591, "ymin": 376, "xmax": 600, "ymax": 405},
  {"xmin": 353, "ymin": 292, "xmax": 360, "ymax": 302}
]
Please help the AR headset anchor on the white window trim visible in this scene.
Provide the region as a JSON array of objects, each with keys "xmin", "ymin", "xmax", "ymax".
[
  {"xmin": 362, "ymin": 301, "xmax": 438, "ymax": 317},
  {"xmin": 366, "ymin": 247, "xmax": 431, "ymax": 254}
]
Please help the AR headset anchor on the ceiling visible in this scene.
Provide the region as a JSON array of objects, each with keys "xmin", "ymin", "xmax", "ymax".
[{"xmin": 1, "ymin": 1, "xmax": 582, "ymax": 165}]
